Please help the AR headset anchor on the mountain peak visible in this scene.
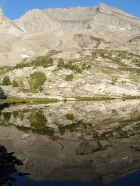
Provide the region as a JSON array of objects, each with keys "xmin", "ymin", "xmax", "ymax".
[
  {"xmin": 0, "ymin": 7, "xmax": 7, "ymax": 24},
  {"xmin": 98, "ymin": 2, "xmax": 106, "ymax": 6},
  {"xmin": 0, "ymin": 7, "xmax": 4, "ymax": 16},
  {"xmin": 96, "ymin": 2, "xmax": 137, "ymax": 18}
]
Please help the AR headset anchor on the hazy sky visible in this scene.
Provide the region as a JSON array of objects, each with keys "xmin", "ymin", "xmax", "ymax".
[{"xmin": 0, "ymin": 0, "xmax": 140, "ymax": 20}]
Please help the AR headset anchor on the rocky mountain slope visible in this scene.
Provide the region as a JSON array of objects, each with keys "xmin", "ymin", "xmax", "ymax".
[
  {"xmin": 0, "ymin": 3, "xmax": 139, "ymax": 65},
  {"xmin": 0, "ymin": 3, "xmax": 140, "ymax": 99},
  {"xmin": 11, "ymin": 3, "xmax": 140, "ymax": 33}
]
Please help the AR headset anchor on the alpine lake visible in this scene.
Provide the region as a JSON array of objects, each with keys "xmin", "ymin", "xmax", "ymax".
[{"xmin": 0, "ymin": 99, "xmax": 140, "ymax": 186}]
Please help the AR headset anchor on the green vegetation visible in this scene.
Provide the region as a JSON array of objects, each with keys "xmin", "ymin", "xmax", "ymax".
[
  {"xmin": 92, "ymin": 114, "xmax": 140, "ymax": 140},
  {"xmin": 29, "ymin": 108, "xmax": 47, "ymax": 129},
  {"xmin": 59, "ymin": 120, "xmax": 92, "ymax": 135},
  {"xmin": 75, "ymin": 96, "xmax": 115, "ymax": 101},
  {"xmin": 2, "ymin": 76, "xmax": 11, "ymax": 86},
  {"xmin": 122, "ymin": 95, "xmax": 140, "ymax": 100},
  {"xmin": 0, "ymin": 96, "xmax": 58, "ymax": 105},
  {"xmin": 28, "ymin": 71, "xmax": 46, "ymax": 92},
  {"xmin": 13, "ymin": 111, "xmax": 18, "ymax": 119},
  {"xmin": 65, "ymin": 73, "xmax": 74, "ymax": 81},
  {"xmin": 3, "ymin": 112, "xmax": 11, "ymax": 122},
  {"xmin": 111, "ymin": 76, "xmax": 117, "ymax": 85},
  {"xmin": 15, "ymin": 56, "xmax": 53, "ymax": 69},
  {"xmin": 19, "ymin": 113, "xmax": 24, "ymax": 121},
  {"xmin": 12, "ymin": 79, "xmax": 19, "ymax": 87},
  {"xmin": 17, "ymin": 125, "xmax": 54, "ymax": 137},
  {"xmin": 66, "ymin": 114, "xmax": 75, "ymax": 121},
  {"xmin": 31, "ymin": 57, "xmax": 53, "ymax": 68},
  {"xmin": 82, "ymin": 63, "xmax": 91, "ymax": 70},
  {"xmin": 0, "ymin": 51, "xmax": 62, "ymax": 77},
  {"xmin": 58, "ymin": 58, "xmax": 64, "ymax": 66},
  {"xmin": 112, "ymin": 109, "xmax": 118, "ymax": 116},
  {"xmin": 0, "ymin": 87, "xmax": 7, "ymax": 100},
  {"xmin": 19, "ymin": 80, "xmax": 24, "ymax": 89},
  {"xmin": 58, "ymin": 60, "xmax": 83, "ymax": 73}
]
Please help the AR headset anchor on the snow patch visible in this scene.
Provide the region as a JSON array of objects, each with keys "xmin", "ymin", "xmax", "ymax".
[
  {"xmin": 21, "ymin": 54, "xmax": 30, "ymax": 58},
  {"xmin": 18, "ymin": 25, "xmax": 27, "ymax": 33},
  {"xmin": 122, "ymin": 156, "xmax": 128, "ymax": 160},
  {"xmin": 120, "ymin": 28, "xmax": 126, "ymax": 31},
  {"xmin": 22, "ymin": 134, "xmax": 31, "ymax": 139},
  {"xmin": 20, "ymin": 26, "xmax": 27, "ymax": 33},
  {"xmin": 17, "ymin": 23, "xmax": 27, "ymax": 33}
]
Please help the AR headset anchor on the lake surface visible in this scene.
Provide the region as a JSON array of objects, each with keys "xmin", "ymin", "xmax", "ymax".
[{"xmin": 0, "ymin": 99, "xmax": 140, "ymax": 186}]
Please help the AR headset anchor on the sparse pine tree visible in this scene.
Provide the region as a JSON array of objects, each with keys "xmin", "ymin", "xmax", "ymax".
[
  {"xmin": 0, "ymin": 87, "xmax": 7, "ymax": 99},
  {"xmin": 12, "ymin": 79, "xmax": 19, "ymax": 87},
  {"xmin": 2, "ymin": 76, "xmax": 11, "ymax": 86}
]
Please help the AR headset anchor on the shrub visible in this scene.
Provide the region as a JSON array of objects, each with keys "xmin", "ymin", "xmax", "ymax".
[
  {"xmin": 0, "ymin": 87, "xmax": 7, "ymax": 100},
  {"xmin": 31, "ymin": 57, "xmax": 53, "ymax": 68},
  {"xmin": 29, "ymin": 109, "xmax": 47, "ymax": 129},
  {"xmin": 82, "ymin": 63, "xmax": 91, "ymax": 70},
  {"xmin": 66, "ymin": 114, "xmax": 75, "ymax": 121},
  {"xmin": 28, "ymin": 71, "xmax": 46, "ymax": 92},
  {"xmin": 19, "ymin": 80, "xmax": 24, "ymax": 88},
  {"xmin": 66, "ymin": 73, "xmax": 74, "ymax": 81},
  {"xmin": 13, "ymin": 111, "xmax": 18, "ymax": 119},
  {"xmin": 15, "ymin": 61, "xmax": 30, "ymax": 69},
  {"xmin": 73, "ymin": 64, "xmax": 83, "ymax": 73},
  {"xmin": 2, "ymin": 76, "xmax": 11, "ymax": 86},
  {"xmin": 15, "ymin": 57, "xmax": 53, "ymax": 69},
  {"xmin": 12, "ymin": 79, "xmax": 19, "ymax": 87},
  {"xmin": 58, "ymin": 58, "xmax": 64, "ymax": 67},
  {"xmin": 57, "ymin": 60, "xmax": 83, "ymax": 73},
  {"xmin": 3, "ymin": 112, "xmax": 11, "ymax": 121}
]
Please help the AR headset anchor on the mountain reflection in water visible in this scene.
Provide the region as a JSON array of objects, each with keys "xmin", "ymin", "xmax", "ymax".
[{"xmin": 0, "ymin": 99, "xmax": 140, "ymax": 185}]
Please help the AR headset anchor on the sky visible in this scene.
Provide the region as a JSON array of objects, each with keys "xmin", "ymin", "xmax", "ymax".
[{"xmin": 0, "ymin": 0, "xmax": 140, "ymax": 20}]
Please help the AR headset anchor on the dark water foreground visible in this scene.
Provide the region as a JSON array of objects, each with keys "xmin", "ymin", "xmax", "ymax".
[
  {"xmin": 0, "ymin": 99, "xmax": 140, "ymax": 186},
  {"xmin": 7, "ymin": 169, "xmax": 140, "ymax": 186}
]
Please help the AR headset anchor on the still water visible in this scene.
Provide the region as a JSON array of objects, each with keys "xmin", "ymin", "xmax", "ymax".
[{"xmin": 0, "ymin": 99, "xmax": 140, "ymax": 186}]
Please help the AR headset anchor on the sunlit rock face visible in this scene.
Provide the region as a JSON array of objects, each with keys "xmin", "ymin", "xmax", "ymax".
[
  {"xmin": 0, "ymin": 3, "xmax": 139, "ymax": 66},
  {"xmin": 0, "ymin": 8, "xmax": 10, "ymax": 29},
  {"xmin": 15, "ymin": 3, "xmax": 140, "ymax": 33},
  {"xmin": 0, "ymin": 100, "xmax": 140, "ymax": 184},
  {"xmin": 0, "ymin": 7, "xmax": 23, "ymax": 35},
  {"xmin": 1, "ymin": 3, "xmax": 140, "ymax": 34}
]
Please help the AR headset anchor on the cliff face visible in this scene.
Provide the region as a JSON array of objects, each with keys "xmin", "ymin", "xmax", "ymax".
[
  {"xmin": 13, "ymin": 3, "xmax": 140, "ymax": 33},
  {"xmin": 0, "ymin": 8, "xmax": 10, "ymax": 30},
  {"xmin": 15, "ymin": 9, "xmax": 56, "ymax": 33},
  {"xmin": 91, "ymin": 3, "xmax": 140, "ymax": 32},
  {"xmin": 0, "ymin": 8, "xmax": 23, "ymax": 35},
  {"xmin": 0, "ymin": 3, "xmax": 140, "ymax": 34}
]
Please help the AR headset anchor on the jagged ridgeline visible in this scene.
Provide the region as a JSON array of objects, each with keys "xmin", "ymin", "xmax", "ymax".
[{"xmin": 0, "ymin": 3, "xmax": 140, "ymax": 33}]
